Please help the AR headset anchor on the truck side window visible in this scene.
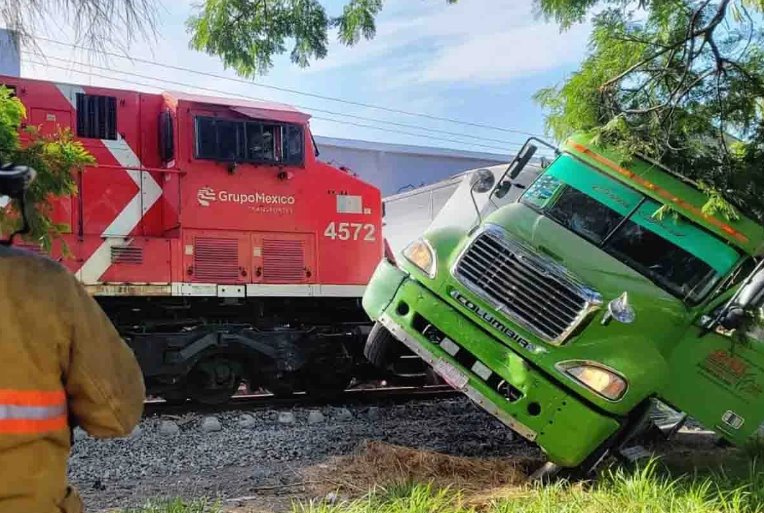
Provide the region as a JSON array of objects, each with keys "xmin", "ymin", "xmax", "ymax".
[{"xmin": 715, "ymin": 258, "xmax": 756, "ymax": 296}]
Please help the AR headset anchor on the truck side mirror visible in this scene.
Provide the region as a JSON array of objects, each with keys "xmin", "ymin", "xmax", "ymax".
[
  {"xmin": 470, "ymin": 168, "xmax": 495, "ymax": 193},
  {"xmin": 468, "ymin": 168, "xmax": 496, "ymax": 225},
  {"xmin": 735, "ymin": 267, "xmax": 764, "ymax": 309},
  {"xmin": 717, "ymin": 265, "xmax": 764, "ymax": 331},
  {"xmin": 492, "ymin": 141, "xmax": 537, "ymax": 200},
  {"xmin": 493, "ymin": 180, "xmax": 512, "ymax": 199},
  {"xmin": 508, "ymin": 142, "xmax": 538, "ymax": 180},
  {"xmin": 719, "ymin": 306, "xmax": 746, "ymax": 331}
]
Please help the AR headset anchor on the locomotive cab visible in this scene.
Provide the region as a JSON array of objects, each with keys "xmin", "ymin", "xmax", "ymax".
[{"xmin": 159, "ymin": 92, "xmax": 381, "ymax": 296}]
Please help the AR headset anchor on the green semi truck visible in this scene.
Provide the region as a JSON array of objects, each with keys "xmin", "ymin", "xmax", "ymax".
[{"xmin": 362, "ymin": 133, "xmax": 764, "ymax": 475}]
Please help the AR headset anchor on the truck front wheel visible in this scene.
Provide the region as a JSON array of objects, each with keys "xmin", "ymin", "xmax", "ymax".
[{"xmin": 364, "ymin": 322, "xmax": 403, "ymax": 370}]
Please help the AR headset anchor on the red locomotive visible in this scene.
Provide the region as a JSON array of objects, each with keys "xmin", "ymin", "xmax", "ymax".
[{"xmin": 1, "ymin": 74, "xmax": 383, "ymax": 403}]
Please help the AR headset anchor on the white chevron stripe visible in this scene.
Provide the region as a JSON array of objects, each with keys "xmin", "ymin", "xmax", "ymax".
[
  {"xmin": 55, "ymin": 83, "xmax": 85, "ymax": 108},
  {"xmin": 54, "ymin": 83, "xmax": 164, "ymax": 283}
]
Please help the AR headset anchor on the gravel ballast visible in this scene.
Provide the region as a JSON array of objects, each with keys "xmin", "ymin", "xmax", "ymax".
[{"xmin": 68, "ymin": 397, "xmax": 534, "ymax": 510}]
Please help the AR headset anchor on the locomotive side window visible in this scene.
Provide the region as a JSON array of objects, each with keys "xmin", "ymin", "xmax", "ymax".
[
  {"xmin": 284, "ymin": 124, "xmax": 303, "ymax": 165},
  {"xmin": 76, "ymin": 93, "xmax": 117, "ymax": 140},
  {"xmin": 0, "ymin": 84, "xmax": 17, "ymax": 97},
  {"xmin": 195, "ymin": 117, "xmax": 217, "ymax": 158},
  {"xmin": 246, "ymin": 122, "xmax": 278, "ymax": 161},
  {"xmin": 194, "ymin": 115, "xmax": 303, "ymax": 166},
  {"xmin": 216, "ymin": 120, "xmax": 245, "ymax": 161}
]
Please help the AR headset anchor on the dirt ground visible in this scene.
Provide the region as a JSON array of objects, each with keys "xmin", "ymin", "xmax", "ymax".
[{"xmin": 218, "ymin": 430, "xmax": 737, "ymax": 513}]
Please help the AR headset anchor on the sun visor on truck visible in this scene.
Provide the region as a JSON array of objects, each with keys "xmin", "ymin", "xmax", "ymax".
[
  {"xmin": 629, "ymin": 200, "xmax": 740, "ymax": 274},
  {"xmin": 539, "ymin": 154, "xmax": 643, "ymax": 216},
  {"xmin": 538, "ymin": 154, "xmax": 740, "ymax": 275}
]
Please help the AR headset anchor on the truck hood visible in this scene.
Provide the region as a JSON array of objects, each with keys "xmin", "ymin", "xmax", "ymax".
[{"xmin": 474, "ymin": 203, "xmax": 690, "ymax": 349}]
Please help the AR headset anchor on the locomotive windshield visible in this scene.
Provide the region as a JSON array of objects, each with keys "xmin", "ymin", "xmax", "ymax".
[
  {"xmin": 520, "ymin": 154, "xmax": 740, "ymax": 304},
  {"xmin": 194, "ymin": 116, "xmax": 304, "ymax": 165}
]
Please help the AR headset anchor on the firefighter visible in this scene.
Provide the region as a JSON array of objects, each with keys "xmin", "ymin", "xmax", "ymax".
[{"xmin": 0, "ymin": 163, "xmax": 145, "ymax": 513}]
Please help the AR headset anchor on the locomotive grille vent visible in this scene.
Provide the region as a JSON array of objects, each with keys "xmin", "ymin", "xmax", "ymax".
[
  {"xmin": 111, "ymin": 245, "xmax": 143, "ymax": 264},
  {"xmin": 76, "ymin": 93, "xmax": 118, "ymax": 140},
  {"xmin": 194, "ymin": 237, "xmax": 239, "ymax": 282},
  {"xmin": 262, "ymin": 239, "xmax": 305, "ymax": 283}
]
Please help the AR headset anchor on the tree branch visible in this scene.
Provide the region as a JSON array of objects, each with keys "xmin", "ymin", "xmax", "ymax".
[
  {"xmin": 600, "ymin": 0, "xmax": 731, "ymax": 91},
  {"xmin": 622, "ymin": 68, "xmax": 716, "ymax": 115},
  {"xmin": 714, "ymin": 68, "xmax": 733, "ymax": 176},
  {"xmin": 610, "ymin": 33, "xmax": 672, "ymax": 49},
  {"xmin": 708, "ymin": 36, "xmax": 725, "ymax": 72},
  {"xmin": 722, "ymin": 60, "xmax": 764, "ymax": 92}
]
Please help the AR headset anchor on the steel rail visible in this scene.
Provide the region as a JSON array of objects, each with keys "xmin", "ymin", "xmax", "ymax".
[{"xmin": 143, "ymin": 385, "xmax": 458, "ymax": 417}]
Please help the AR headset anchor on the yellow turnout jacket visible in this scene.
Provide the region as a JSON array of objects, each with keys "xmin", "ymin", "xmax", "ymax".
[{"xmin": 0, "ymin": 246, "xmax": 145, "ymax": 512}]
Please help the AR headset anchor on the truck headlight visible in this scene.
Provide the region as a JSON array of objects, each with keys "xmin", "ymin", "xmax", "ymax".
[
  {"xmin": 557, "ymin": 361, "xmax": 627, "ymax": 401},
  {"xmin": 403, "ymin": 238, "xmax": 436, "ymax": 278}
]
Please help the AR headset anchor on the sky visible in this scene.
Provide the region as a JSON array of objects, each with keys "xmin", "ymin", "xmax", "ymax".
[{"xmin": 16, "ymin": 0, "xmax": 591, "ymax": 158}]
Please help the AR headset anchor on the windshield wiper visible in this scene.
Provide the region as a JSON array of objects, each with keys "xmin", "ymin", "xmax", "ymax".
[{"xmin": 600, "ymin": 198, "xmax": 646, "ymax": 247}]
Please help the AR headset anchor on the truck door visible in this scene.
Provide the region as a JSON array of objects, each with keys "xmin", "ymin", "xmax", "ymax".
[{"xmin": 661, "ymin": 299, "xmax": 764, "ymax": 445}]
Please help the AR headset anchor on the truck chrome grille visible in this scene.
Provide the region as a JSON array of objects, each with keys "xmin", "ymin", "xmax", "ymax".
[{"xmin": 454, "ymin": 225, "xmax": 600, "ymax": 345}]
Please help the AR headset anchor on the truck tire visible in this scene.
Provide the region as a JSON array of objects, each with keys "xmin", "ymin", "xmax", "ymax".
[{"xmin": 364, "ymin": 322, "xmax": 402, "ymax": 370}]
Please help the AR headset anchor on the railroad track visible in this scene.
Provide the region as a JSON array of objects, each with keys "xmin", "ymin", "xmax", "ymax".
[{"xmin": 143, "ymin": 385, "xmax": 459, "ymax": 416}]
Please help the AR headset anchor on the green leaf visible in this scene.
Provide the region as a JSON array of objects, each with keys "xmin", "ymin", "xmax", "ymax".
[
  {"xmin": 535, "ymin": 0, "xmax": 764, "ymax": 221},
  {"xmin": 333, "ymin": 0, "xmax": 383, "ymax": 46},
  {"xmin": 185, "ymin": 1, "xmax": 456, "ymax": 76},
  {"xmin": 0, "ymin": 103, "xmax": 90, "ymax": 248}
]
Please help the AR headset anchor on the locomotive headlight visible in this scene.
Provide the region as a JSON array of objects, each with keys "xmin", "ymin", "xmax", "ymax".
[
  {"xmin": 403, "ymin": 238, "xmax": 436, "ymax": 278},
  {"xmin": 557, "ymin": 361, "xmax": 627, "ymax": 401}
]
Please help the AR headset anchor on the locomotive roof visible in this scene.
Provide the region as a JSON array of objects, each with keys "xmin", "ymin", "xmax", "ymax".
[
  {"xmin": 0, "ymin": 74, "xmax": 312, "ymax": 125},
  {"xmin": 165, "ymin": 91, "xmax": 311, "ymax": 124}
]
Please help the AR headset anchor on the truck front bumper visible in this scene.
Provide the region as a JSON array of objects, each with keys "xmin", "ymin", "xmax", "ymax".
[{"xmin": 364, "ymin": 261, "xmax": 621, "ymax": 467}]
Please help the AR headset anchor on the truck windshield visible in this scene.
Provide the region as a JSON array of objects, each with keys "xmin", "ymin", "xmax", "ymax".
[{"xmin": 520, "ymin": 154, "xmax": 740, "ymax": 304}]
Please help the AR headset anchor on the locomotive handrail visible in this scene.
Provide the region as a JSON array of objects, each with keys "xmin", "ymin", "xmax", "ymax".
[{"xmin": 87, "ymin": 164, "xmax": 187, "ymax": 175}]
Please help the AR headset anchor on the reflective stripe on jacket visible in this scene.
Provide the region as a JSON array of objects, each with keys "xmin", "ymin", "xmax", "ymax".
[
  {"xmin": 0, "ymin": 389, "xmax": 67, "ymax": 434},
  {"xmin": 0, "ymin": 246, "xmax": 145, "ymax": 513}
]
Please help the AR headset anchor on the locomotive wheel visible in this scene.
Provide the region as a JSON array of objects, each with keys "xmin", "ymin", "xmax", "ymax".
[{"xmin": 187, "ymin": 356, "xmax": 242, "ymax": 405}]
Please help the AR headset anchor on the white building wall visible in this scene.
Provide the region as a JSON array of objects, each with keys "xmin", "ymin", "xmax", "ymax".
[
  {"xmin": 0, "ymin": 29, "xmax": 20, "ymax": 77},
  {"xmin": 314, "ymin": 136, "xmax": 510, "ymax": 196}
]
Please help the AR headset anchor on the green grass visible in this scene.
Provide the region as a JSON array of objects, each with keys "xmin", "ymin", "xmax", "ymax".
[
  {"xmin": 295, "ymin": 460, "xmax": 764, "ymax": 513},
  {"xmin": 122, "ymin": 498, "xmax": 221, "ymax": 513},
  {"xmin": 122, "ymin": 458, "xmax": 764, "ymax": 513}
]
